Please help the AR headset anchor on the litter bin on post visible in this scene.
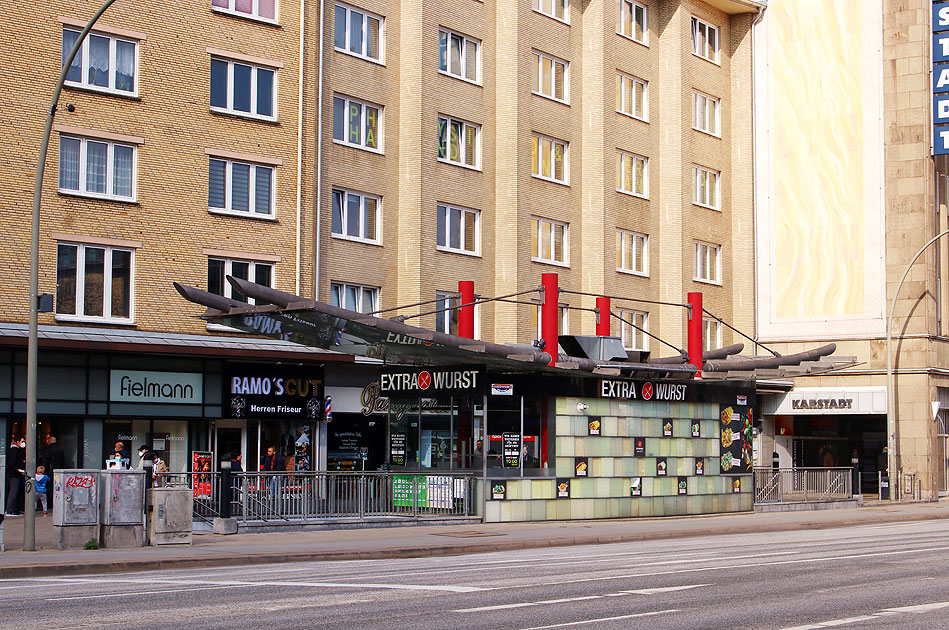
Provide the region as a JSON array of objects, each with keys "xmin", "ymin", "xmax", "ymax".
[
  {"xmin": 100, "ymin": 469, "xmax": 145, "ymax": 548},
  {"xmin": 880, "ymin": 474, "xmax": 890, "ymax": 501},
  {"xmin": 53, "ymin": 469, "xmax": 100, "ymax": 550},
  {"xmin": 146, "ymin": 486, "xmax": 193, "ymax": 545}
]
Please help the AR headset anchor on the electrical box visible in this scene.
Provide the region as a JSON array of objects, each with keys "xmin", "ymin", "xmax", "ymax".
[
  {"xmin": 53, "ymin": 470, "xmax": 99, "ymax": 527},
  {"xmin": 100, "ymin": 470, "xmax": 145, "ymax": 525}
]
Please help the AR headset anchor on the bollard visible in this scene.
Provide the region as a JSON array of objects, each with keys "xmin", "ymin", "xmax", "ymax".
[{"xmin": 220, "ymin": 460, "xmax": 232, "ymax": 519}]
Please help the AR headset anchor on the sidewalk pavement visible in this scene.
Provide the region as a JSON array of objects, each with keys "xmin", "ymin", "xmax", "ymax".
[{"xmin": 1, "ymin": 500, "xmax": 948, "ymax": 578}]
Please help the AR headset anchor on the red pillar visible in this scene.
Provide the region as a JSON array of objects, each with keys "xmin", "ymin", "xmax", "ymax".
[
  {"xmin": 458, "ymin": 280, "xmax": 475, "ymax": 339},
  {"xmin": 595, "ymin": 297, "xmax": 611, "ymax": 336},
  {"xmin": 541, "ymin": 273, "xmax": 559, "ymax": 366},
  {"xmin": 687, "ymin": 292, "xmax": 703, "ymax": 377}
]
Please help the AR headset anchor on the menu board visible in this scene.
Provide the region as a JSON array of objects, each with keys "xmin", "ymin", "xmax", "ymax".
[
  {"xmin": 574, "ymin": 457, "xmax": 589, "ymax": 477},
  {"xmin": 719, "ymin": 402, "xmax": 753, "ymax": 475},
  {"xmin": 634, "ymin": 437, "xmax": 646, "ymax": 457},
  {"xmin": 390, "ymin": 433, "xmax": 406, "ymax": 466},
  {"xmin": 556, "ymin": 478, "xmax": 571, "ymax": 498},
  {"xmin": 587, "ymin": 416, "xmax": 601, "ymax": 436},
  {"xmin": 502, "ymin": 433, "xmax": 521, "ymax": 468},
  {"xmin": 662, "ymin": 419, "xmax": 673, "ymax": 437},
  {"xmin": 656, "ymin": 457, "xmax": 667, "ymax": 477}
]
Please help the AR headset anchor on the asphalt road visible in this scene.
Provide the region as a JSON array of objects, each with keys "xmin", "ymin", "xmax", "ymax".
[{"xmin": 4, "ymin": 519, "xmax": 949, "ymax": 630}]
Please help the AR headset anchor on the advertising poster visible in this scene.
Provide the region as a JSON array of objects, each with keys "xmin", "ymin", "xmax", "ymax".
[
  {"xmin": 656, "ymin": 457, "xmax": 667, "ymax": 477},
  {"xmin": 691, "ymin": 420, "xmax": 701, "ymax": 437},
  {"xmin": 503, "ymin": 433, "xmax": 521, "ymax": 468},
  {"xmin": 695, "ymin": 458, "xmax": 704, "ymax": 476},
  {"xmin": 491, "ymin": 480, "xmax": 507, "ymax": 500},
  {"xmin": 390, "ymin": 433, "xmax": 406, "ymax": 466},
  {"xmin": 719, "ymin": 401, "xmax": 753, "ymax": 475},
  {"xmin": 733, "ymin": 478, "xmax": 742, "ymax": 493},
  {"xmin": 556, "ymin": 478, "xmax": 571, "ymax": 498},
  {"xmin": 587, "ymin": 416, "xmax": 602, "ymax": 436},
  {"xmin": 662, "ymin": 418, "xmax": 673, "ymax": 437},
  {"xmin": 630, "ymin": 477, "xmax": 642, "ymax": 496},
  {"xmin": 192, "ymin": 451, "xmax": 213, "ymax": 498},
  {"xmin": 574, "ymin": 457, "xmax": 589, "ymax": 477},
  {"xmin": 634, "ymin": 437, "xmax": 646, "ymax": 457},
  {"xmin": 393, "ymin": 475, "xmax": 427, "ymax": 507},
  {"xmin": 677, "ymin": 477, "xmax": 688, "ymax": 495}
]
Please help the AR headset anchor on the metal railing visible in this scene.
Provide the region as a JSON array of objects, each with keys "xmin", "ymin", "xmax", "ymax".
[
  {"xmin": 158, "ymin": 471, "xmax": 478, "ymax": 523},
  {"xmin": 753, "ymin": 467, "xmax": 854, "ymax": 504}
]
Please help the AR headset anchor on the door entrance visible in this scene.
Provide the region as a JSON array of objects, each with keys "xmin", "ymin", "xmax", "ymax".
[{"xmin": 215, "ymin": 420, "xmax": 246, "ymax": 471}]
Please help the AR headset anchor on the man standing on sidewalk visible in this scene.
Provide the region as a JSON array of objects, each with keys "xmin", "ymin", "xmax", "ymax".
[{"xmin": 5, "ymin": 437, "xmax": 24, "ymax": 515}]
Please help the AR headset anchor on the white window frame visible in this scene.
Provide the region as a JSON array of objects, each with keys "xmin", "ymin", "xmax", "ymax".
[
  {"xmin": 208, "ymin": 158, "xmax": 276, "ymax": 219},
  {"xmin": 437, "ymin": 292, "xmax": 481, "ymax": 338},
  {"xmin": 210, "ymin": 57, "xmax": 277, "ymax": 122},
  {"xmin": 58, "ymin": 135, "xmax": 137, "ymax": 202},
  {"xmin": 55, "ymin": 242, "xmax": 135, "ymax": 324},
  {"xmin": 531, "ymin": 134, "xmax": 569, "ymax": 185},
  {"xmin": 619, "ymin": 309, "xmax": 648, "ymax": 352},
  {"xmin": 531, "ymin": 216, "xmax": 569, "ymax": 266},
  {"xmin": 618, "ymin": 0, "xmax": 647, "ymax": 45},
  {"xmin": 532, "ymin": 50, "xmax": 569, "ymax": 104},
  {"xmin": 334, "ymin": 2, "xmax": 384, "ymax": 64},
  {"xmin": 532, "ymin": 0, "xmax": 568, "ymax": 24},
  {"xmin": 332, "ymin": 188, "xmax": 381, "ymax": 244},
  {"xmin": 207, "ymin": 257, "xmax": 274, "ymax": 305},
  {"xmin": 693, "ymin": 165, "xmax": 720, "ymax": 210},
  {"xmin": 616, "ymin": 229, "xmax": 648, "ymax": 276},
  {"xmin": 616, "ymin": 150, "xmax": 648, "ymax": 198},
  {"xmin": 703, "ymin": 316, "xmax": 722, "ymax": 351},
  {"xmin": 437, "ymin": 115, "xmax": 481, "ymax": 169},
  {"xmin": 331, "ymin": 282, "xmax": 379, "ymax": 314},
  {"xmin": 532, "ymin": 303, "xmax": 569, "ymax": 339},
  {"xmin": 333, "ymin": 94, "xmax": 383, "ymax": 153},
  {"xmin": 616, "ymin": 71, "xmax": 647, "ymax": 121},
  {"xmin": 212, "ymin": 0, "xmax": 279, "ymax": 24},
  {"xmin": 693, "ymin": 91, "xmax": 720, "ymax": 137},
  {"xmin": 437, "ymin": 203, "xmax": 480, "ymax": 256},
  {"xmin": 694, "ymin": 241, "xmax": 721, "ymax": 285},
  {"xmin": 62, "ymin": 28, "xmax": 139, "ymax": 97},
  {"xmin": 438, "ymin": 28, "xmax": 480, "ymax": 84},
  {"xmin": 691, "ymin": 16, "xmax": 720, "ymax": 64}
]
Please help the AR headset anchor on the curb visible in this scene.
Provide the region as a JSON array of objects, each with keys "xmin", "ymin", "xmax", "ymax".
[{"xmin": 3, "ymin": 508, "xmax": 948, "ymax": 579}]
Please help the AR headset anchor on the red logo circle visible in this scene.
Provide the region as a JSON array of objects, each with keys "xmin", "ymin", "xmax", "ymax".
[
  {"xmin": 418, "ymin": 371, "xmax": 431, "ymax": 390},
  {"xmin": 642, "ymin": 382, "xmax": 654, "ymax": 400}
]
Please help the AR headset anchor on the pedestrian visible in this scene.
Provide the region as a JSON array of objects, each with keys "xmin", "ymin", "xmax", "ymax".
[
  {"xmin": 262, "ymin": 446, "xmax": 284, "ymax": 472},
  {"xmin": 43, "ymin": 435, "xmax": 65, "ymax": 514},
  {"xmin": 114, "ymin": 441, "xmax": 130, "ymax": 461},
  {"xmin": 33, "ymin": 465, "xmax": 49, "ymax": 516},
  {"xmin": 136, "ymin": 445, "xmax": 155, "ymax": 470},
  {"xmin": 5, "ymin": 437, "xmax": 25, "ymax": 516},
  {"xmin": 230, "ymin": 452, "xmax": 243, "ymax": 473},
  {"xmin": 152, "ymin": 456, "xmax": 168, "ymax": 487}
]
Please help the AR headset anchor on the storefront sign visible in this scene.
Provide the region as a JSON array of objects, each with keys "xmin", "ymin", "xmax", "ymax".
[
  {"xmin": 390, "ymin": 433, "xmax": 406, "ymax": 466},
  {"xmin": 491, "ymin": 384, "xmax": 514, "ymax": 396},
  {"xmin": 491, "ymin": 480, "xmax": 507, "ymax": 500},
  {"xmin": 110, "ymin": 370, "xmax": 202, "ymax": 404},
  {"xmin": 766, "ymin": 387, "xmax": 886, "ymax": 416},
  {"xmin": 224, "ymin": 364, "xmax": 324, "ymax": 419},
  {"xmin": 587, "ymin": 416, "xmax": 601, "ymax": 436},
  {"xmin": 556, "ymin": 478, "xmax": 570, "ymax": 498},
  {"xmin": 502, "ymin": 433, "xmax": 521, "ymax": 468},
  {"xmin": 630, "ymin": 477, "xmax": 642, "ymax": 496},
  {"xmin": 574, "ymin": 457, "xmax": 588, "ymax": 477},
  {"xmin": 599, "ymin": 379, "xmax": 688, "ymax": 401},
  {"xmin": 720, "ymin": 402, "xmax": 753, "ymax": 475},
  {"xmin": 656, "ymin": 458, "xmax": 667, "ymax": 476},
  {"xmin": 934, "ymin": 2, "xmax": 949, "ymax": 153},
  {"xmin": 380, "ymin": 367, "xmax": 484, "ymax": 395}
]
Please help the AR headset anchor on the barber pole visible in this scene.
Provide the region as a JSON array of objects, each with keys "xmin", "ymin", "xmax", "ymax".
[{"xmin": 324, "ymin": 395, "xmax": 332, "ymax": 422}]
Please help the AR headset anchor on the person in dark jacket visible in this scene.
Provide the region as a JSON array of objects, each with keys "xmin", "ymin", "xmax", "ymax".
[
  {"xmin": 5, "ymin": 437, "xmax": 25, "ymax": 515},
  {"xmin": 261, "ymin": 446, "xmax": 284, "ymax": 472},
  {"xmin": 43, "ymin": 436, "xmax": 66, "ymax": 513}
]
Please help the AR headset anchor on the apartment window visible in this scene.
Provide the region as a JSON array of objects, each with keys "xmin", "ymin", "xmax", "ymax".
[
  {"xmin": 209, "ymin": 158, "xmax": 274, "ymax": 217},
  {"xmin": 435, "ymin": 292, "xmax": 459, "ymax": 335},
  {"xmin": 331, "ymin": 282, "xmax": 378, "ymax": 314},
  {"xmin": 618, "ymin": 0, "xmax": 647, "ymax": 45},
  {"xmin": 703, "ymin": 317, "xmax": 721, "ymax": 350},
  {"xmin": 619, "ymin": 309, "xmax": 648, "ymax": 352},
  {"xmin": 691, "ymin": 16, "xmax": 719, "ymax": 64},
  {"xmin": 56, "ymin": 243, "xmax": 133, "ymax": 323},
  {"xmin": 334, "ymin": 3, "xmax": 383, "ymax": 62},
  {"xmin": 62, "ymin": 28, "xmax": 137, "ymax": 96},
  {"xmin": 208, "ymin": 257, "xmax": 273, "ymax": 304},
  {"xmin": 532, "ymin": 0, "xmax": 567, "ymax": 22},
  {"xmin": 532, "ymin": 51, "xmax": 568, "ymax": 103},
  {"xmin": 438, "ymin": 29, "xmax": 479, "ymax": 83},
  {"xmin": 616, "ymin": 72, "xmax": 647, "ymax": 121},
  {"xmin": 59, "ymin": 136, "xmax": 136, "ymax": 202},
  {"xmin": 437, "ymin": 116, "xmax": 480, "ymax": 168},
  {"xmin": 437, "ymin": 203, "xmax": 480, "ymax": 255},
  {"xmin": 693, "ymin": 91, "xmax": 720, "ymax": 136},
  {"xmin": 695, "ymin": 241, "xmax": 721, "ymax": 284},
  {"xmin": 332, "ymin": 189, "xmax": 380, "ymax": 243},
  {"xmin": 333, "ymin": 95, "xmax": 382, "ymax": 151},
  {"xmin": 616, "ymin": 150, "xmax": 647, "ymax": 198},
  {"xmin": 531, "ymin": 304, "xmax": 569, "ymax": 339},
  {"xmin": 210, "ymin": 57, "xmax": 276, "ymax": 120},
  {"xmin": 693, "ymin": 166, "xmax": 720, "ymax": 210},
  {"xmin": 616, "ymin": 230, "xmax": 647, "ymax": 276},
  {"xmin": 212, "ymin": 0, "xmax": 277, "ymax": 22},
  {"xmin": 531, "ymin": 134, "xmax": 568, "ymax": 184},
  {"xmin": 531, "ymin": 217, "xmax": 568, "ymax": 265}
]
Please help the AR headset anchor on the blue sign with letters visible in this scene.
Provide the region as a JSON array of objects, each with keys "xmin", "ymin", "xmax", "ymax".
[
  {"xmin": 935, "ymin": 2, "xmax": 949, "ymax": 33},
  {"xmin": 934, "ymin": 4, "xmax": 949, "ymax": 154}
]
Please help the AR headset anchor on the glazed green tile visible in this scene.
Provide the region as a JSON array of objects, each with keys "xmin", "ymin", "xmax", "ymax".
[
  {"xmin": 510, "ymin": 500, "xmax": 528, "ymax": 521},
  {"xmin": 645, "ymin": 439, "xmax": 659, "ymax": 457},
  {"xmin": 505, "ymin": 481, "xmax": 521, "ymax": 500},
  {"xmin": 555, "ymin": 499, "xmax": 572, "ymax": 520},
  {"xmin": 529, "ymin": 500, "xmax": 546, "ymax": 521},
  {"xmin": 602, "ymin": 416, "xmax": 617, "ymax": 436},
  {"xmin": 572, "ymin": 477, "xmax": 593, "ymax": 496},
  {"xmin": 610, "ymin": 477, "xmax": 625, "ymax": 497},
  {"xmin": 593, "ymin": 477, "xmax": 609, "ymax": 497},
  {"xmin": 555, "ymin": 457, "xmax": 574, "ymax": 477},
  {"xmin": 556, "ymin": 437, "xmax": 574, "ymax": 457},
  {"xmin": 708, "ymin": 457, "xmax": 721, "ymax": 476},
  {"xmin": 621, "ymin": 438, "xmax": 633, "ymax": 457},
  {"xmin": 657, "ymin": 440, "xmax": 670, "ymax": 457},
  {"xmin": 532, "ymin": 479, "xmax": 554, "ymax": 499},
  {"xmin": 592, "ymin": 498, "xmax": 608, "ymax": 518},
  {"xmin": 574, "ymin": 439, "xmax": 586, "ymax": 457}
]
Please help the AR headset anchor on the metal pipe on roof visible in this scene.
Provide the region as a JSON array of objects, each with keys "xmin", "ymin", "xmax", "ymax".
[
  {"xmin": 649, "ymin": 343, "xmax": 745, "ymax": 365},
  {"xmin": 703, "ymin": 343, "xmax": 836, "ymax": 372}
]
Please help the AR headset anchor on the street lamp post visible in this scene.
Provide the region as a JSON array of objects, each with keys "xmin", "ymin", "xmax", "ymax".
[
  {"xmin": 25, "ymin": 0, "xmax": 118, "ymax": 551},
  {"xmin": 885, "ymin": 228, "xmax": 949, "ymax": 502}
]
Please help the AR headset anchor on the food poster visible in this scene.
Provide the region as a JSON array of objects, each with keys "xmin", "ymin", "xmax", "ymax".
[
  {"xmin": 677, "ymin": 476, "xmax": 688, "ymax": 495},
  {"xmin": 587, "ymin": 416, "xmax": 602, "ymax": 436},
  {"xmin": 695, "ymin": 458, "xmax": 704, "ymax": 476},
  {"xmin": 502, "ymin": 433, "xmax": 521, "ymax": 468},
  {"xmin": 719, "ymin": 401, "xmax": 753, "ymax": 475},
  {"xmin": 556, "ymin": 478, "xmax": 571, "ymax": 498},
  {"xmin": 630, "ymin": 477, "xmax": 642, "ymax": 496},
  {"xmin": 656, "ymin": 457, "xmax": 667, "ymax": 477},
  {"xmin": 732, "ymin": 478, "xmax": 742, "ymax": 493},
  {"xmin": 662, "ymin": 418, "xmax": 673, "ymax": 437},
  {"xmin": 691, "ymin": 420, "xmax": 701, "ymax": 437},
  {"xmin": 634, "ymin": 437, "xmax": 646, "ymax": 457},
  {"xmin": 574, "ymin": 457, "xmax": 589, "ymax": 477},
  {"xmin": 491, "ymin": 480, "xmax": 507, "ymax": 500},
  {"xmin": 390, "ymin": 433, "xmax": 406, "ymax": 466}
]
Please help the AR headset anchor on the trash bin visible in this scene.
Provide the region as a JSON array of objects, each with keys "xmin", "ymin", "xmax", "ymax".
[
  {"xmin": 880, "ymin": 474, "xmax": 890, "ymax": 501},
  {"xmin": 53, "ymin": 469, "xmax": 100, "ymax": 550},
  {"xmin": 99, "ymin": 469, "xmax": 146, "ymax": 548}
]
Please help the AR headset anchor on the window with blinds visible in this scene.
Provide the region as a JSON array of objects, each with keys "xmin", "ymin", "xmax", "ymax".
[
  {"xmin": 208, "ymin": 158, "xmax": 274, "ymax": 217},
  {"xmin": 616, "ymin": 71, "xmax": 647, "ymax": 121},
  {"xmin": 438, "ymin": 28, "xmax": 480, "ymax": 83},
  {"xmin": 616, "ymin": 150, "xmax": 647, "ymax": 198},
  {"xmin": 334, "ymin": 2, "xmax": 384, "ymax": 63},
  {"xmin": 437, "ymin": 203, "xmax": 479, "ymax": 255},
  {"xmin": 531, "ymin": 134, "xmax": 568, "ymax": 184},
  {"xmin": 531, "ymin": 217, "xmax": 568, "ymax": 265},
  {"xmin": 332, "ymin": 188, "xmax": 380, "ymax": 243},
  {"xmin": 532, "ymin": 51, "xmax": 568, "ymax": 103},
  {"xmin": 437, "ymin": 116, "xmax": 480, "ymax": 168},
  {"xmin": 616, "ymin": 230, "xmax": 648, "ymax": 276}
]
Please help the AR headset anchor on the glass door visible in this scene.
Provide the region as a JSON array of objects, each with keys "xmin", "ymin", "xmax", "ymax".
[{"xmin": 215, "ymin": 419, "xmax": 246, "ymax": 471}]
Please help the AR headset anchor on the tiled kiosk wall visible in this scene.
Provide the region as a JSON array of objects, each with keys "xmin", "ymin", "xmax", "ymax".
[{"xmin": 484, "ymin": 396, "xmax": 753, "ymax": 522}]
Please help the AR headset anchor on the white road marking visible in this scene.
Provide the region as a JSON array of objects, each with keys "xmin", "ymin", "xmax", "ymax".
[
  {"xmin": 622, "ymin": 583, "xmax": 710, "ymax": 595},
  {"xmin": 47, "ymin": 584, "xmax": 258, "ymax": 601},
  {"xmin": 517, "ymin": 609, "xmax": 678, "ymax": 630},
  {"xmin": 455, "ymin": 584, "xmax": 709, "ymax": 613},
  {"xmin": 262, "ymin": 599, "xmax": 372, "ymax": 611},
  {"xmin": 779, "ymin": 600, "xmax": 949, "ymax": 629}
]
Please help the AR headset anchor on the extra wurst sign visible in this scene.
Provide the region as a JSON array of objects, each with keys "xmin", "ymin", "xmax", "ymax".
[{"xmin": 380, "ymin": 367, "xmax": 485, "ymax": 396}]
